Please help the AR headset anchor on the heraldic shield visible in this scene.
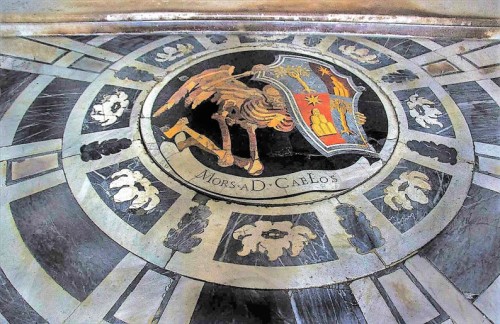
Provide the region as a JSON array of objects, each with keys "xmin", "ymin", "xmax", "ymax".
[{"xmin": 253, "ymin": 55, "xmax": 377, "ymax": 157}]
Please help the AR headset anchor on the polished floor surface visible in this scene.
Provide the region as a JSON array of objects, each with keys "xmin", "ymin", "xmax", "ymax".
[{"xmin": 0, "ymin": 34, "xmax": 499, "ymax": 323}]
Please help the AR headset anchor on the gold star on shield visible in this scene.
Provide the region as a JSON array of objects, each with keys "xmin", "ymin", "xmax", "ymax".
[
  {"xmin": 305, "ymin": 95, "xmax": 322, "ymax": 106},
  {"xmin": 318, "ymin": 66, "xmax": 332, "ymax": 76}
]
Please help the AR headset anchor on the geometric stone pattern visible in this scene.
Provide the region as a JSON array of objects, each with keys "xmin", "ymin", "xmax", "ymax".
[{"xmin": 0, "ymin": 33, "xmax": 498, "ymax": 323}]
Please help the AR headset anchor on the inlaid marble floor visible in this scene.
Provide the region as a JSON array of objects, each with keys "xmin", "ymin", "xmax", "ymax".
[{"xmin": 0, "ymin": 33, "xmax": 499, "ymax": 323}]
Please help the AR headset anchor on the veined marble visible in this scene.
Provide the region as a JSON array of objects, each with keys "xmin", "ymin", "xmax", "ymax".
[{"xmin": 0, "ymin": 33, "xmax": 498, "ymax": 324}]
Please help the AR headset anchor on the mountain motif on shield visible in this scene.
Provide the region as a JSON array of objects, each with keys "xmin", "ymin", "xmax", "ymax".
[{"xmin": 253, "ymin": 55, "xmax": 376, "ymax": 157}]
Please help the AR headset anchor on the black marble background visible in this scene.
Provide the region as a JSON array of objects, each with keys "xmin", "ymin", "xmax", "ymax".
[
  {"xmin": 214, "ymin": 212, "xmax": 338, "ymax": 267},
  {"xmin": 190, "ymin": 283, "xmax": 367, "ymax": 324},
  {"xmin": 151, "ymin": 49, "xmax": 388, "ymax": 178}
]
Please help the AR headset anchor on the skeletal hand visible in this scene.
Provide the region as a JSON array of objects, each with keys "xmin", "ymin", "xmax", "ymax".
[
  {"xmin": 251, "ymin": 64, "xmax": 268, "ymax": 73},
  {"xmin": 355, "ymin": 112, "xmax": 367, "ymax": 126}
]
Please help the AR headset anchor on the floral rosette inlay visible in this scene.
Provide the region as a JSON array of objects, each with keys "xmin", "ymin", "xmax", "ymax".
[{"xmin": 233, "ymin": 220, "xmax": 317, "ymax": 261}]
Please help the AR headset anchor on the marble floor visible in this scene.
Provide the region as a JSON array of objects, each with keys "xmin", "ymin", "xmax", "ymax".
[{"xmin": 0, "ymin": 33, "xmax": 499, "ymax": 323}]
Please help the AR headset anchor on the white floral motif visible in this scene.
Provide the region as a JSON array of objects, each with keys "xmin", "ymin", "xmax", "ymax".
[
  {"xmin": 155, "ymin": 43, "xmax": 194, "ymax": 62},
  {"xmin": 339, "ymin": 45, "xmax": 380, "ymax": 64},
  {"xmin": 233, "ymin": 220, "xmax": 317, "ymax": 261},
  {"xmin": 109, "ymin": 169, "xmax": 160, "ymax": 212},
  {"xmin": 90, "ymin": 91, "xmax": 129, "ymax": 126},
  {"xmin": 384, "ymin": 171, "xmax": 432, "ymax": 211},
  {"xmin": 406, "ymin": 94, "xmax": 443, "ymax": 128}
]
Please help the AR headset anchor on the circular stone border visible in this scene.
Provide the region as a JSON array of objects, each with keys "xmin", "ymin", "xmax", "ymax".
[
  {"xmin": 57, "ymin": 36, "xmax": 474, "ymax": 289},
  {"xmin": 140, "ymin": 44, "xmax": 400, "ymax": 205}
]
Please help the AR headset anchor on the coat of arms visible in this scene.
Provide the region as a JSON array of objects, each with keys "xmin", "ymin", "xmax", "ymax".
[{"xmin": 153, "ymin": 55, "xmax": 376, "ymax": 176}]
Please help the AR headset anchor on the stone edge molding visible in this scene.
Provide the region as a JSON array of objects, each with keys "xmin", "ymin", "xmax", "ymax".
[{"xmin": 0, "ymin": 13, "xmax": 499, "ymax": 38}]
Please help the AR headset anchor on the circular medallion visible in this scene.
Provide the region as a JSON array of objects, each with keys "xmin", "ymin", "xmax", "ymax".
[
  {"xmin": 46, "ymin": 35, "xmax": 473, "ymax": 290},
  {"xmin": 141, "ymin": 48, "xmax": 398, "ymax": 204}
]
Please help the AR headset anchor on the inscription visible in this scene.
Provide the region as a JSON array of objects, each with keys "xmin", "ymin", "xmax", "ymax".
[
  {"xmin": 195, "ymin": 169, "xmax": 338, "ymax": 192},
  {"xmin": 141, "ymin": 49, "xmax": 394, "ymax": 202}
]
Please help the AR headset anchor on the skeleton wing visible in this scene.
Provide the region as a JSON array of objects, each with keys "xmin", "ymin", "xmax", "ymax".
[{"xmin": 153, "ymin": 65, "xmax": 236, "ymax": 117}]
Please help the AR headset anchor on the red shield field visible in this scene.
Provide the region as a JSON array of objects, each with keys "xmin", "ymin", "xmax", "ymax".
[{"xmin": 293, "ymin": 93, "xmax": 346, "ymax": 146}]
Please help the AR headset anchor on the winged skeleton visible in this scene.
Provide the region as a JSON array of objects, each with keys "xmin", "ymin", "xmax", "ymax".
[
  {"xmin": 153, "ymin": 64, "xmax": 366, "ymax": 175},
  {"xmin": 153, "ymin": 64, "xmax": 293, "ymax": 176}
]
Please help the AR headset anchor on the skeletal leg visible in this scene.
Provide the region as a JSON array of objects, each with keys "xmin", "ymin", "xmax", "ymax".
[
  {"xmin": 176, "ymin": 137, "xmax": 202, "ymax": 152},
  {"xmin": 241, "ymin": 123, "xmax": 264, "ymax": 176},
  {"xmin": 164, "ymin": 118, "xmax": 233, "ymax": 167},
  {"xmin": 177, "ymin": 136, "xmax": 255, "ymax": 170},
  {"xmin": 211, "ymin": 112, "xmax": 234, "ymax": 167},
  {"xmin": 164, "ymin": 117, "xmax": 189, "ymax": 139}
]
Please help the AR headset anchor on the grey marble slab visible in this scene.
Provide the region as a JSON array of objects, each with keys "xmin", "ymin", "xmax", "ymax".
[
  {"xmin": 0, "ymin": 68, "xmax": 37, "ymax": 120},
  {"xmin": 104, "ymin": 263, "xmax": 180, "ymax": 324},
  {"xmin": 291, "ymin": 284, "xmax": 367, "ymax": 323},
  {"xmin": 444, "ymin": 81, "xmax": 499, "ymax": 145},
  {"xmin": 98, "ymin": 35, "xmax": 166, "ymax": 56},
  {"xmin": 190, "ymin": 282, "xmax": 367, "ymax": 324},
  {"xmin": 0, "ymin": 268, "xmax": 48, "ymax": 324},
  {"xmin": 190, "ymin": 283, "xmax": 296, "ymax": 324},
  {"xmin": 421, "ymin": 184, "xmax": 500, "ymax": 296},
  {"xmin": 13, "ymin": 78, "xmax": 89, "ymax": 145},
  {"xmin": 9, "ymin": 183, "xmax": 128, "ymax": 302},
  {"xmin": 371, "ymin": 265, "xmax": 450, "ymax": 324},
  {"xmin": 69, "ymin": 55, "xmax": 110, "ymax": 73},
  {"xmin": 367, "ymin": 37, "xmax": 431, "ymax": 59},
  {"xmin": 6, "ymin": 151, "xmax": 62, "ymax": 185},
  {"xmin": 431, "ymin": 39, "xmax": 463, "ymax": 47},
  {"xmin": 238, "ymin": 35, "xmax": 295, "ymax": 44}
]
